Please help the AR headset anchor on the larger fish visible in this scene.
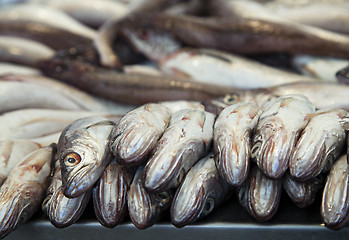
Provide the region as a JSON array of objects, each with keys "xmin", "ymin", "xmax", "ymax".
[
  {"xmin": 42, "ymin": 157, "xmax": 91, "ymax": 228},
  {"xmin": 109, "ymin": 103, "xmax": 171, "ymax": 166},
  {"xmin": 57, "ymin": 116, "xmax": 115, "ymax": 198},
  {"xmin": 128, "ymin": 165, "xmax": 173, "ymax": 229},
  {"xmin": 321, "ymin": 154, "xmax": 349, "ymax": 230},
  {"xmin": 213, "ymin": 103, "xmax": 260, "ymax": 186},
  {"xmin": 0, "ymin": 145, "xmax": 55, "ymax": 239},
  {"xmin": 144, "ymin": 108, "xmax": 215, "ymax": 192},
  {"xmin": 251, "ymin": 95, "xmax": 315, "ymax": 179},
  {"xmin": 171, "ymin": 154, "xmax": 231, "ymax": 228},
  {"xmin": 289, "ymin": 109, "xmax": 348, "ymax": 181},
  {"xmin": 93, "ymin": 156, "xmax": 133, "ymax": 228},
  {"xmin": 159, "ymin": 48, "xmax": 318, "ymax": 89}
]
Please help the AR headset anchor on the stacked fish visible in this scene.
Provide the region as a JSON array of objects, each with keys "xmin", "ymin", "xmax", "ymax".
[{"xmin": 1, "ymin": 0, "xmax": 349, "ymax": 238}]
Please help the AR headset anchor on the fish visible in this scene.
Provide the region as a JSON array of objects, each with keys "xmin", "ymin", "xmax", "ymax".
[
  {"xmin": 159, "ymin": 48, "xmax": 319, "ymax": 89},
  {"xmin": 237, "ymin": 165, "xmax": 282, "ymax": 222},
  {"xmin": 171, "ymin": 154, "xmax": 231, "ymax": 228},
  {"xmin": 0, "ymin": 63, "xmax": 41, "ymax": 76},
  {"xmin": 289, "ymin": 109, "xmax": 348, "ymax": 181},
  {"xmin": 0, "ymin": 139, "xmax": 41, "ymax": 185},
  {"xmin": 336, "ymin": 65, "xmax": 349, "ymax": 85},
  {"xmin": 292, "ymin": 55, "xmax": 348, "ymax": 83},
  {"xmin": 93, "ymin": 156, "xmax": 132, "ymax": 228},
  {"xmin": 0, "ymin": 145, "xmax": 55, "ymax": 239},
  {"xmin": 283, "ymin": 172, "xmax": 324, "ymax": 208},
  {"xmin": 128, "ymin": 165, "xmax": 173, "ymax": 229},
  {"xmin": 57, "ymin": 116, "xmax": 115, "ymax": 198},
  {"xmin": 321, "ymin": 154, "xmax": 349, "ymax": 230},
  {"xmin": 203, "ymin": 82, "xmax": 349, "ymax": 114},
  {"xmin": 38, "ymin": 58, "xmax": 235, "ymax": 105},
  {"xmin": 159, "ymin": 100, "xmax": 204, "ymax": 114},
  {"xmin": 144, "ymin": 108, "xmax": 215, "ymax": 192},
  {"xmin": 251, "ymin": 95, "xmax": 315, "ymax": 179},
  {"xmin": 42, "ymin": 157, "xmax": 91, "ymax": 228},
  {"xmin": 109, "ymin": 103, "xmax": 171, "ymax": 166},
  {"xmin": 213, "ymin": 102, "xmax": 260, "ymax": 186},
  {"xmin": 0, "ymin": 36, "xmax": 55, "ymax": 67}
]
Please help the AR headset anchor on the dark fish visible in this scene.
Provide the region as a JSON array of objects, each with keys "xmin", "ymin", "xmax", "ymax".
[{"xmin": 336, "ymin": 65, "xmax": 349, "ymax": 85}]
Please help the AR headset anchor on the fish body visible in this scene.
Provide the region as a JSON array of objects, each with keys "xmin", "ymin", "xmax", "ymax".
[
  {"xmin": 57, "ymin": 116, "xmax": 115, "ymax": 198},
  {"xmin": 109, "ymin": 103, "xmax": 171, "ymax": 166},
  {"xmin": 213, "ymin": 103, "xmax": 260, "ymax": 186},
  {"xmin": 321, "ymin": 155, "xmax": 349, "ymax": 230},
  {"xmin": 128, "ymin": 165, "xmax": 173, "ymax": 229},
  {"xmin": 171, "ymin": 154, "xmax": 231, "ymax": 228},
  {"xmin": 0, "ymin": 145, "xmax": 54, "ymax": 238},
  {"xmin": 251, "ymin": 95, "xmax": 315, "ymax": 179},
  {"xmin": 289, "ymin": 109, "xmax": 347, "ymax": 181},
  {"xmin": 144, "ymin": 108, "xmax": 214, "ymax": 192},
  {"xmin": 0, "ymin": 63, "xmax": 41, "ymax": 76}
]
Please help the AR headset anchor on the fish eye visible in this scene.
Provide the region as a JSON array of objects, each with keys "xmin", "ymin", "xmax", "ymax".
[
  {"xmin": 251, "ymin": 142, "xmax": 262, "ymax": 158},
  {"xmin": 64, "ymin": 152, "xmax": 81, "ymax": 167},
  {"xmin": 223, "ymin": 94, "xmax": 238, "ymax": 105},
  {"xmin": 203, "ymin": 198, "xmax": 214, "ymax": 216}
]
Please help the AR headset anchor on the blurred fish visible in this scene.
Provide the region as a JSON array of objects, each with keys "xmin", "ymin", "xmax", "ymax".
[
  {"xmin": 171, "ymin": 154, "xmax": 231, "ymax": 228},
  {"xmin": 213, "ymin": 103, "xmax": 260, "ymax": 186},
  {"xmin": 144, "ymin": 108, "xmax": 215, "ymax": 192},
  {"xmin": 42, "ymin": 157, "xmax": 91, "ymax": 228},
  {"xmin": 93, "ymin": 156, "xmax": 132, "ymax": 228},
  {"xmin": 336, "ymin": 65, "xmax": 349, "ymax": 85},
  {"xmin": 0, "ymin": 63, "xmax": 41, "ymax": 76},
  {"xmin": 237, "ymin": 165, "xmax": 282, "ymax": 222},
  {"xmin": 109, "ymin": 103, "xmax": 171, "ymax": 166},
  {"xmin": 57, "ymin": 116, "xmax": 115, "ymax": 198},
  {"xmin": 128, "ymin": 165, "xmax": 173, "ymax": 229},
  {"xmin": 289, "ymin": 109, "xmax": 347, "ymax": 181},
  {"xmin": 251, "ymin": 95, "xmax": 315, "ymax": 179},
  {"xmin": 321, "ymin": 155, "xmax": 349, "ymax": 230},
  {"xmin": 0, "ymin": 145, "xmax": 55, "ymax": 239}
]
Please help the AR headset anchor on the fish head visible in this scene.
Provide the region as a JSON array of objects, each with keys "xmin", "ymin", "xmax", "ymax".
[{"xmin": 336, "ymin": 65, "xmax": 349, "ymax": 84}]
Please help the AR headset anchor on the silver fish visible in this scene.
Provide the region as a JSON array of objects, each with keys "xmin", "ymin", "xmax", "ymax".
[
  {"xmin": 144, "ymin": 108, "xmax": 215, "ymax": 192},
  {"xmin": 283, "ymin": 172, "xmax": 324, "ymax": 208},
  {"xmin": 171, "ymin": 154, "xmax": 231, "ymax": 228},
  {"xmin": 321, "ymin": 154, "xmax": 349, "ymax": 230},
  {"xmin": 289, "ymin": 109, "xmax": 348, "ymax": 181},
  {"xmin": 93, "ymin": 156, "xmax": 132, "ymax": 228},
  {"xmin": 159, "ymin": 48, "xmax": 318, "ymax": 89},
  {"xmin": 57, "ymin": 116, "xmax": 115, "ymax": 198},
  {"xmin": 251, "ymin": 95, "xmax": 315, "ymax": 179},
  {"xmin": 42, "ymin": 158, "xmax": 91, "ymax": 228},
  {"xmin": 109, "ymin": 103, "xmax": 171, "ymax": 166},
  {"xmin": 213, "ymin": 103, "xmax": 260, "ymax": 186},
  {"xmin": 0, "ymin": 139, "xmax": 41, "ymax": 185},
  {"xmin": 128, "ymin": 165, "xmax": 173, "ymax": 229},
  {"xmin": 0, "ymin": 63, "xmax": 41, "ymax": 76},
  {"xmin": 237, "ymin": 165, "xmax": 282, "ymax": 222},
  {"xmin": 0, "ymin": 145, "xmax": 54, "ymax": 239}
]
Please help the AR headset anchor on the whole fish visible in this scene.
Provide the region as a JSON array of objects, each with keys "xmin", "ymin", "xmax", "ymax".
[
  {"xmin": 42, "ymin": 158, "xmax": 91, "ymax": 228},
  {"xmin": 213, "ymin": 103, "xmax": 260, "ymax": 186},
  {"xmin": 0, "ymin": 145, "xmax": 55, "ymax": 239},
  {"xmin": 251, "ymin": 95, "xmax": 315, "ymax": 179},
  {"xmin": 128, "ymin": 165, "xmax": 173, "ymax": 229},
  {"xmin": 144, "ymin": 108, "xmax": 215, "ymax": 192},
  {"xmin": 321, "ymin": 154, "xmax": 349, "ymax": 230},
  {"xmin": 57, "ymin": 116, "xmax": 115, "ymax": 198},
  {"xmin": 336, "ymin": 65, "xmax": 349, "ymax": 85},
  {"xmin": 93, "ymin": 156, "xmax": 133, "ymax": 228},
  {"xmin": 289, "ymin": 109, "xmax": 347, "ymax": 181},
  {"xmin": 38, "ymin": 58, "xmax": 234, "ymax": 105},
  {"xmin": 171, "ymin": 154, "xmax": 231, "ymax": 228},
  {"xmin": 159, "ymin": 48, "xmax": 318, "ymax": 89},
  {"xmin": 203, "ymin": 82, "xmax": 349, "ymax": 114},
  {"xmin": 283, "ymin": 172, "xmax": 324, "ymax": 208},
  {"xmin": 0, "ymin": 139, "xmax": 41, "ymax": 185},
  {"xmin": 109, "ymin": 103, "xmax": 171, "ymax": 166},
  {"xmin": 0, "ymin": 36, "xmax": 54, "ymax": 67},
  {"xmin": 237, "ymin": 165, "xmax": 282, "ymax": 222}
]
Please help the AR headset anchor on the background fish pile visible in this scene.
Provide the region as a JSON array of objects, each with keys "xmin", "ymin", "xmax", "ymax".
[{"xmin": 1, "ymin": 0, "xmax": 349, "ymax": 238}]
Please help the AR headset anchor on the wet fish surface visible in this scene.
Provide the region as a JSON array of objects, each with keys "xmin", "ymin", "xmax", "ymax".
[
  {"xmin": 213, "ymin": 103, "xmax": 260, "ymax": 186},
  {"xmin": 144, "ymin": 108, "xmax": 215, "ymax": 192},
  {"xmin": 128, "ymin": 165, "xmax": 173, "ymax": 229},
  {"xmin": 171, "ymin": 154, "xmax": 231, "ymax": 228},
  {"xmin": 57, "ymin": 116, "xmax": 115, "ymax": 198}
]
